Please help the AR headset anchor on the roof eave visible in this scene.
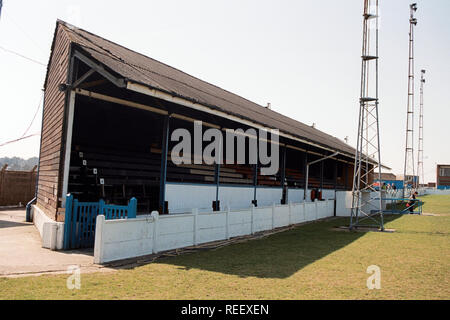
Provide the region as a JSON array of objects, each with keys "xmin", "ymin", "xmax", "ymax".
[{"xmin": 126, "ymin": 80, "xmax": 359, "ymax": 160}]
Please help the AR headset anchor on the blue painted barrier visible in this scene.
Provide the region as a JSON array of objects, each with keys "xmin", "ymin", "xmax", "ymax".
[
  {"xmin": 377, "ymin": 198, "xmax": 423, "ymax": 215},
  {"xmin": 99, "ymin": 198, "xmax": 137, "ymax": 220},
  {"xmin": 63, "ymin": 195, "xmax": 137, "ymax": 250}
]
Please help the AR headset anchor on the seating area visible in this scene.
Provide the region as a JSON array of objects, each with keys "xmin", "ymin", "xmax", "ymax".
[
  {"xmin": 68, "ymin": 139, "xmax": 348, "ymax": 214},
  {"xmin": 68, "ymin": 145, "xmax": 161, "ymax": 213}
]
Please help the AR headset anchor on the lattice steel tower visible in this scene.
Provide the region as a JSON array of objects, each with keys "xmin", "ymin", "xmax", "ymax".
[
  {"xmin": 403, "ymin": 3, "xmax": 418, "ymax": 196},
  {"xmin": 417, "ymin": 69, "xmax": 426, "ymax": 189},
  {"xmin": 350, "ymin": 0, "xmax": 384, "ymax": 231}
]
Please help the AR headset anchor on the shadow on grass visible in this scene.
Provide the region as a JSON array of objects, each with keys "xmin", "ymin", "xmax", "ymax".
[{"xmin": 151, "ymin": 215, "xmax": 402, "ymax": 279}]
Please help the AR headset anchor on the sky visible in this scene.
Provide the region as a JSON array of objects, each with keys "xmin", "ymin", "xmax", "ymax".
[{"xmin": 0, "ymin": 0, "xmax": 449, "ymax": 183}]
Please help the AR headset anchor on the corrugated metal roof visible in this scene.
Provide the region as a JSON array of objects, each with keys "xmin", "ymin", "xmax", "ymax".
[{"xmin": 57, "ymin": 20, "xmax": 358, "ymax": 158}]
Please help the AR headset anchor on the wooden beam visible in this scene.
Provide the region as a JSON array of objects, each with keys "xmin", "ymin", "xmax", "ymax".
[
  {"xmin": 72, "ymin": 68, "xmax": 96, "ymax": 88},
  {"xmin": 159, "ymin": 116, "xmax": 170, "ymax": 214},
  {"xmin": 281, "ymin": 145, "xmax": 287, "ymax": 204},
  {"xmin": 78, "ymin": 79, "xmax": 107, "ymax": 89},
  {"xmin": 74, "ymin": 88, "xmax": 168, "ymax": 116},
  {"xmin": 73, "ymin": 50, "xmax": 126, "ymax": 88}
]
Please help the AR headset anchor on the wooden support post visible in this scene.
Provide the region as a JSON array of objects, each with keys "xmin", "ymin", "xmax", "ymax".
[
  {"xmin": 128, "ymin": 198, "xmax": 137, "ymax": 219},
  {"xmin": 334, "ymin": 162, "xmax": 338, "ymax": 217},
  {"xmin": 334, "ymin": 162, "xmax": 338, "ymax": 190},
  {"xmin": 63, "ymin": 194, "xmax": 73, "ymax": 250},
  {"xmin": 252, "ymin": 163, "xmax": 258, "ymax": 207},
  {"xmin": 320, "ymin": 160, "xmax": 324, "ymax": 193},
  {"xmin": 214, "ymin": 135, "xmax": 221, "ymax": 211},
  {"xmin": 344, "ymin": 164, "xmax": 349, "ymax": 190},
  {"xmin": 303, "ymin": 152, "xmax": 308, "ymax": 201},
  {"xmin": 61, "ymin": 91, "xmax": 76, "ymax": 208},
  {"xmin": 159, "ymin": 115, "xmax": 170, "ymax": 215},
  {"xmin": 99, "ymin": 199, "xmax": 106, "ymax": 217},
  {"xmin": 253, "ymin": 131, "xmax": 259, "ymax": 207},
  {"xmin": 281, "ymin": 145, "xmax": 287, "ymax": 204},
  {"xmin": 214, "ymin": 163, "xmax": 220, "ymax": 210}
]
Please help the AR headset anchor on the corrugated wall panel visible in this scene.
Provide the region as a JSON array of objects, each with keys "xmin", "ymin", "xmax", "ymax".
[{"xmin": 36, "ymin": 25, "xmax": 71, "ymax": 219}]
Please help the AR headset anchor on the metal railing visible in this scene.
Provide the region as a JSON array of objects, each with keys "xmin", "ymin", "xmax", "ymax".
[{"xmin": 379, "ymin": 198, "xmax": 423, "ymax": 215}]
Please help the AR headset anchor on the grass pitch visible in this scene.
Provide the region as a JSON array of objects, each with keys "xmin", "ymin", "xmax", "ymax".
[{"xmin": 0, "ymin": 194, "xmax": 449, "ymax": 300}]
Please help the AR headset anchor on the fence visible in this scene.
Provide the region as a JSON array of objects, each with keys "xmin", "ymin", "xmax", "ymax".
[
  {"xmin": 335, "ymin": 190, "xmax": 406, "ymax": 217},
  {"xmin": 423, "ymin": 188, "xmax": 450, "ymax": 195},
  {"xmin": 0, "ymin": 166, "xmax": 37, "ymax": 206},
  {"xmin": 63, "ymin": 195, "xmax": 137, "ymax": 250},
  {"xmin": 94, "ymin": 199, "xmax": 335, "ymax": 264},
  {"xmin": 335, "ymin": 189, "xmax": 434, "ymax": 217}
]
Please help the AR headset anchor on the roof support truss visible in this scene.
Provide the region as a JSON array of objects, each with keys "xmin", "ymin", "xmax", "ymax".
[
  {"xmin": 72, "ymin": 50, "xmax": 126, "ymax": 88},
  {"xmin": 72, "ymin": 68, "xmax": 95, "ymax": 88}
]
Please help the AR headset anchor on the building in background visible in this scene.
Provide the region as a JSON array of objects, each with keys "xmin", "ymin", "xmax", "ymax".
[
  {"xmin": 396, "ymin": 174, "xmax": 419, "ymax": 189},
  {"xmin": 374, "ymin": 172, "xmax": 404, "ymax": 190},
  {"xmin": 437, "ymin": 165, "xmax": 450, "ymax": 190}
]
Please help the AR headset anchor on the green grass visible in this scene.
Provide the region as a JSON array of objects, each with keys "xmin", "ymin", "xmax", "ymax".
[
  {"xmin": 0, "ymin": 195, "xmax": 449, "ymax": 300},
  {"xmin": 422, "ymin": 194, "xmax": 450, "ymax": 216}
]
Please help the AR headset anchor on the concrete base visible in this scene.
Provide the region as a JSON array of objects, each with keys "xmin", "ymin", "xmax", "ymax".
[
  {"xmin": 0, "ymin": 209, "xmax": 105, "ymax": 278},
  {"xmin": 333, "ymin": 226, "xmax": 396, "ymax": 233},
  {"xmin": 31, "ymin": 205, "xmax": 64, "ymax": 250}
]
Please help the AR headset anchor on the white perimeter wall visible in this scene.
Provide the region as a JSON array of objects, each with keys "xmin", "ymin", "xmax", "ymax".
[
  {"xmin": 166, "ymin": 183, "xmax": 338, "ymax": 213},
  {"xmin": 166, "ymin": 183, "xmax": 282, "ymax": 213},
  {"xmin": 423, "ymin": 188, "xmax": 450, "ymax": 195},
  {"xmin": 31, "ymin": 205, "xmax": 64, "ymax": 250},
  {"xmin": 335, "ymin": 190, "xmax": 409, "ymax": 217},
  {"xmin": 94, "ymin": 199, "xmax": 335, "ymax": 264},
  {"xmin": 336, "ymin": 191, "xmax": 353, "ymax": 217},
  {"xmin": 166, "ymin": 183, "xmax": 284, "ymax": 213}
]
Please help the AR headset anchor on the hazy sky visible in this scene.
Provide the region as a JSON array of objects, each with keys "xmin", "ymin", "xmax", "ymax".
[{"xmin": 0, "ymin": 0, "xmax": 449, "ymax": 183}]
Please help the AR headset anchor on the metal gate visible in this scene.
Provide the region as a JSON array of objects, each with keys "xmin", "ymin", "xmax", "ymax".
[{"xmin": 63, "ymin": 194, "xmax": 137, "ymax": 250}]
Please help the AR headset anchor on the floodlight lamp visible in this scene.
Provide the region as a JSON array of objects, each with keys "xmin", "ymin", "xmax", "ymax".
[{"xmin": 410, "ymin": 3, "xmax": 417, "ymax": 11}]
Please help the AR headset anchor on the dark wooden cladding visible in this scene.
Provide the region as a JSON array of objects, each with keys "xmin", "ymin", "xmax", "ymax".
[{"xmin": 36, "ymin": 24, "xmax": 71, "ymax": 219}]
